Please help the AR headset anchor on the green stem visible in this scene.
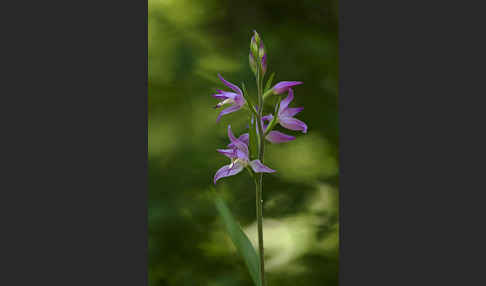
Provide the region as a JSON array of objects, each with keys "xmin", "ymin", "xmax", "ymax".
[
  {"xmin": 255, "ymin": 176, "xmax": 264, "ymax": 285},
  {"xmin": 255, "ymin": 64, "xmax": 266, "ymax": 286}
]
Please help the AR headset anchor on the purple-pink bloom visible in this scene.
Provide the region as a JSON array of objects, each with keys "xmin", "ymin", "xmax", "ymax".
[
  {"xmin": 227, "ymin": 132, "xmax": 250, "ymax": 148},
  {"xmin": 265, "ymin": 129, "xmax": 295, "ymax": 143},
  {"xmin": 271, "ymin": 81, "xmax": 303, "ymax": 94},
  {"xmin": 227, "ymin": 120, "xmax": 295, "ymax": 146},
  {"xmin": 212, "ymin": 74, "xmax": 246, "ymax": 122},
  {"xmin": 214, "ymin": 125, "xmax": 276, "ymax": 184},
  {"xmin": 261, "ymin": 116, "xmax": 296, "ymax": 143},
  {"xmin": 264, "ymin": 88, "xmax": 307, "ymax": 133}
]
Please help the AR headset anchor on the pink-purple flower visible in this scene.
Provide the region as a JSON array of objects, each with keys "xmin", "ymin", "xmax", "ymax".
[
  {"xmin": 271, "ymin": 81, "xmax": 303, "ymax": 95},
  {"xmin": 214, "ymin": 125, "xmax": 276, "ymax": 184},
  {"xmin": 227, "ymin": 120, "xmax": 295, "ymax": 146},
  {"xmin": 213, "ymin": 74, "xmax": 246, "ymax": 122},
  {"xmin": 263, "ymin": 122, "xmax": 296, "ymax": 143},
  {"xmin": 263, "ymin": 88, "xmax": 307, "ymax": 133}
]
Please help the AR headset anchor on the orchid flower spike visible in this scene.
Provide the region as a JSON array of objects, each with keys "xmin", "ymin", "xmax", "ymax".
[
  {"xmin": 214, "ymin": 125, "xmax": 276, "ymax": 184},
  {"xmin": 212, "ymin": 74, "xmax": 246, "ymax": 122},
  {"xmin": 264, "ymin": 88, "xmax": 308, "ymax": 133},
  {"xmin": 271, "ymin": 81, "xmax": 303, "ymax": 95}
]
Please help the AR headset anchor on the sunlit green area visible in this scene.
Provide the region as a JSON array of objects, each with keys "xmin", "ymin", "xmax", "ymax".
[{"xmin": 149, "ymin": 0, "xmax": 338, "ymax": 285}]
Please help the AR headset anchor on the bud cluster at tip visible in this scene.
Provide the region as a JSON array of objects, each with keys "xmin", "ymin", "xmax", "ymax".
[{"xmin": 249, "ymin": 30, "xmax": 267, "ymax": 76}]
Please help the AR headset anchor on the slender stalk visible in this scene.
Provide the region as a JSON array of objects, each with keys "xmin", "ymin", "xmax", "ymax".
[
  {"xmin": 255, "ymin": 66, "xmax": 266, "ymax": 285},
  {"xmin": 255, "ymin": 176, "xmax": 264, "ymax": 285}
]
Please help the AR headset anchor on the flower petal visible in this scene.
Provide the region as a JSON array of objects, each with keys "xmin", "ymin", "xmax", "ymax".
[
  {"xmin": 262, "ymin": 114, "xmax": 274, "ymax": 122},
  {"xmin": 238, "ymin": 133, "xmax": 250, "ymax": 145},
  {"xmin": 234, "ymin": 94, "xmax": 246, "ymax": 107},
  {"xmin": 217, "ymin": 105, "xmax": 241, "ymax": 122},
  {"xmin": 218, "ymin": 74, "xmax": 243, "ymax": 95},
  {"xmin": 227, "ymin": 125, "xmax": 249, "ymax": 156},
  {"xmin": 272, "ymin": 81, "xmax": 303, "ymax": 94},
  {"xmin": 278, "ymin": 88, "xmax": 294, "ymax": 114},
  {"xmin": 249, "ymin": 160, "xmax": 276, "ymax": 173},
  {"xmin": 217, "ymin": 148, "xmax": 236, "ymax": 159},
  {"xmin": 212, "ymin": 93, "xmax": 227, "ymax": 99},
  {"xmin": 280, "ymin": 107, "xmax": 304, "ymax": 117},
  {"xmin": 214, "ymin": 163, "xmax": 245, "ymax": 184},
  {"xmin": 235, "ymin": 149, "xmax": 249, "ymax": 161},
  {"xmin": 219, "ymin": 91, "xmax": 240, "ymax": 99},
  {"xmin": 279, "ymin": 116, "xmax": 308, "ymax": 133},
  {"xmin": 227, "ymin": 132, "xmax": 249, "ymax": 148},
  {"xmin": 265, "ymin": 130, "xmax": 295, "ymax": 143}
]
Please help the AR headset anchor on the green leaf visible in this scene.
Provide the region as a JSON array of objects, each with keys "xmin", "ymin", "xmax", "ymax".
[
  {"xmin": 213, "ymin": 193, "xmax": 262, "ymax": 286},
  {"xmin": 264, "ymin": 72, "xmax": 275, "ymax": 93},
  {"xmin": 248, "ymin": 115, "xmax": 259, "ymax": 160},
  {"xmin": 241, "ymin": 82, "xmax": 257, "ymax": 116}
]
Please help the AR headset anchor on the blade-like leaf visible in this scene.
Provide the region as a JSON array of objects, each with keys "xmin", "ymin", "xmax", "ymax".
[
  {"xmin": 264, "ymin": 72, "xmax": 275, "ymax": 93},
  {"xmin": 241, "ymin": 82, "xmax": 258, "ymax": 116},
  {"xmin": 248, "ymin": 115, "xmax": 259, "ymax": 160},
  {"xmin": 213, "ymin": 194, "xmax": 262, "ymax": 286}
]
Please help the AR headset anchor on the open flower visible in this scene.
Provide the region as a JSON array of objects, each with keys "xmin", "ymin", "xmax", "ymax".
[
  {"xmin": 271, "ymin": 81, "xmax": 303, "ymax": 95},
  {"xmin": 263, "ymin": 88, "xmax": 307, "ymax": 133},
  {"xmin": 214, "ymin": 125, "xmax": 276, "ymax": 184},
  {"xmin": 226, "ymin": 119, "xmax": 295, "ymax": 147},
  {"xmin": 262, "ymin": 118, "xmax": 296, "ymax": 143},
  {"xmin": 212, "ymin": 74, "xmax": 246, "ymax": 122}
]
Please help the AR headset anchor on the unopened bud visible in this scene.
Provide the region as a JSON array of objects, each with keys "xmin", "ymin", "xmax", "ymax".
[
  {"xmin": 261, "ymin": 53, "xmax": 267, "ymax": 76},
  {"xmin": 250, "ymin": 30, "xmax": 267, "ymax": 75},
  {"xmin": 258, "ymin": 41, "xmax": 265, "ymax": 60},
  {"xmin": 250, "ymin": 30, "xmax": 260, "ymax": 59},
  {"xmin": 249, "ymin": 52, "xmax": 257, "ymax": 75}
]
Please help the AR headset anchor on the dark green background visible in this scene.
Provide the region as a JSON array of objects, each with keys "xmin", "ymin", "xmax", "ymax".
[{"xmin": 149, "ymin": 0, "xmax": 338, "ymax": 285}]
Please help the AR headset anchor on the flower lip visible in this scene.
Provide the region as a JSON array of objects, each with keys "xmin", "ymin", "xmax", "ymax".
[
  {"xmin": 213, "ymin": 163, "xmax": 244, "ymax": 184},
  {"xmin": 216, "ymin": 105, "xmax": 241, "ymax": 122}
]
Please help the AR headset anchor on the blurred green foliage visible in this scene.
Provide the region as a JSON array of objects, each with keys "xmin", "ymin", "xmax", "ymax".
[{"xmin": 149, "ymin": 0, "xmax": 339, "ymax": 285}]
